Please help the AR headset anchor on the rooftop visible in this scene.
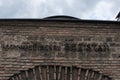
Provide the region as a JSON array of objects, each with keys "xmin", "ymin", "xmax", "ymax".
[
  {"xmin": 116, "ymin": 11, "xmax": 120, "ymax": 18},
  {"xmin": 43, "ymin": 15, "xmax": 80, "ymax": 20}
]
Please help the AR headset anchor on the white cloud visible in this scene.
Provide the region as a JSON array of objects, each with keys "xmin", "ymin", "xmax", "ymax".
[
  {"xmin": 95, "ymin": 0, "xmax": 114, "ymax": 19},
  {"xmin": 28, "ymin": 0, "xmax": 46, "ymax": 17},
  {"xmin": 65, "ymin": 0, "xmax": 75, "ymax": 7},
  {"xmin": 0, "ymin": 1, "xmax": 2, "ymax": 6},
  {"xmin": 81, "ymin": 0, "xmax": 119, "ymax": 20},
  {"xmin": 0, "ymin": 0, "xmax": 119, "ymax": 20}
]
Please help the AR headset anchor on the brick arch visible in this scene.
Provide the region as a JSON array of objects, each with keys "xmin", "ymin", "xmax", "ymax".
[{"xmin": 9, "ymin": 65, "xmax": 112, "ymax": 80}]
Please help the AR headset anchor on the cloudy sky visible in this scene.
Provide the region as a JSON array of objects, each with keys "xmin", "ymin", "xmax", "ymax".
[{"xmin": 0, "ymin": 0, "xmax": 119, "ymax": 20}]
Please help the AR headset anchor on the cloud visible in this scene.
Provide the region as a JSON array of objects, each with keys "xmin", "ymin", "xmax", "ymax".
[
  {"xmin": 82, "ymin": 0, "xmax": 120, "ymax": 20},
  {"xmin": 0, "ymin": 0, "xmax": 28, "ymax": 18},
  {"xmin": 0, "ymin": 0, "xmax": 119, "ymax": 20}
]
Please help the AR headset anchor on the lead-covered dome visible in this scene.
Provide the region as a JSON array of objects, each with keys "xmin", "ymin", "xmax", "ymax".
[{"xmin": 43, "ymin": 15, "xmax": 80, "ymax": 20}]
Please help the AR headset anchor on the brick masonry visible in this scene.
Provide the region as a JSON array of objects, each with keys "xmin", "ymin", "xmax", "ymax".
[{"xmin": 0, "ymin": 19, "xmax": 120, "ymax": 80}]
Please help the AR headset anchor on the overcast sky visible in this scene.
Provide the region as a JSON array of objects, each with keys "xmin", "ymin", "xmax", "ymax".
[{"xmin": 0, "ymin": 0, "xmax": 119, "ymax": 20}]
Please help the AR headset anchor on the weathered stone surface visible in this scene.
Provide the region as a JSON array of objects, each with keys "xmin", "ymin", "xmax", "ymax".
[{"xmin": 0, "ymin": 19, "xmax": 119, "ymax": 80}]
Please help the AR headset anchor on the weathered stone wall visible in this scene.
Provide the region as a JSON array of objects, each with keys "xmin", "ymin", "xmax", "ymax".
[
  {"xmin": 9, "ymin": 64, "xmax": 112, "ymax": 80},
  {"xmin": 0, "ymin": 20, "xmax": 120, "ymax": 80}
]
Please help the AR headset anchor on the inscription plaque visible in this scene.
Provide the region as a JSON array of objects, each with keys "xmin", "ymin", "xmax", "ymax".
[{"xmin": 0, "ymin": 35, "xmax": 110, "ymax": 58}]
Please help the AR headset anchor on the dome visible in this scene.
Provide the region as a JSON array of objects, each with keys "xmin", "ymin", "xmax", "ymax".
[{"xmin": 43, "ymin": 15, "xmax": 80, "ymax": 20}]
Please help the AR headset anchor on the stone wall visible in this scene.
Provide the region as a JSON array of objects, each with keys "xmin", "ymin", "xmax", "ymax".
[{"xmin": 0, "ymin": 20, "xmax": 120, "ymax": 80}]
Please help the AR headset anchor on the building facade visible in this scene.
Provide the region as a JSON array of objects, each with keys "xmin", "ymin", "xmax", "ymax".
[{"xmin": 0, "ymin": 15, "xmax": 120, "ymax": 80}]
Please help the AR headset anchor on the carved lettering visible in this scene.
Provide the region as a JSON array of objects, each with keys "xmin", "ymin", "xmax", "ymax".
[
  {"xmin": 64, "ymin": 42, "xmax": 109, "ymax": 53},
  {"xmin": 1, "ymin": 41, "xmax": 109, "ymax": 53}
]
